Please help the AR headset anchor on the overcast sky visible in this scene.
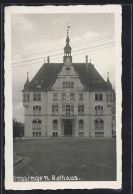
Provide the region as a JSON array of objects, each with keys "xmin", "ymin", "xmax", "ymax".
[{"xmin": 12, "ymin": 13, "xmax": 115, "ymax": 123}]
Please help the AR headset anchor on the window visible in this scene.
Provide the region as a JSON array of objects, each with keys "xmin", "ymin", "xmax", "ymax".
[
  {"xmin": 95, "ymin": 94, "xmax": 103, "ymax": 101},
  {"xmin": 52, "ymin": 105, "xmax": 58, "ymax": 115},
  {"xmin": 33, "ymin": 106, "xmax": 41, "ymax": 116},
  {"xmin": 79, "ymin": 93, "xmax": 83, "ymax": 100},
  {"xmin": 95, "ymin": 105, "xmax": 103, "ymax": 115},
  {"xmin": 70, "ymin": 93, "xmax": 75, "ymax": 100},
  {"xmin": 33, "ymin": 132, "xmax": 41, "ymax": 138},
  {"xmin": 33, "ymin": 119, "xmax": 42, "ymax": 129},
  {"xmin": 53, "ymin": 132, "xmax": 58, "ymax": 137},
  {"xmin": 95, "ymin": 131, "xmax": 104, "ymax": 137},
  {"xmin": 62, "ymin": 93, "xmax": 66, "ymax": 100},
  {"xmin": 33, "ymin": 93, "xmax": 41, "ymax": 101},
  {"xmin": 78, "ymin": 105, "xmax": 84, "ymax": 115},
  {"xmin": 62, "ymin": 105, "xmax": 74, "ymax": 116},
  {"xmin": 79, "ymin": 132, "xmax": 84, "ymax": 137},
  {"xmin": 62, "ymin": 81, "xmax": 74, "ymax": 88},
  {"xmin": 53, "ymin": 120, "xmax": 58, "ymax": 130},
  {"xmin": 79, "ymin": 120, "xmax": 84, "ymax": 130},
  {"xmin": 53, "ymin": 93, "xmax": 58, "ymax": 100},
  {"xmin": 95, "ymin": 119, "xmax": 104, "ymax": 130},
  {"xmin": 23, "ymin": 93, "xmax": 29, "ymax": 102},
  {"xmin": 66, "ymin": 105, "xmax": 70, "ymax": 116},
  {"xmin": 66, "ymin": 67, "xmax": 70, "ymax": 71},
  {"xmin": 36, "ymin": 80, "xmax": 44, "ymax": 88}
]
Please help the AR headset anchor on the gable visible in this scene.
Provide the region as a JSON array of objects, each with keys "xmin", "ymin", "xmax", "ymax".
[{"xmin": 52, "ymin": 64, "xmax": 85, "ymax": 90}]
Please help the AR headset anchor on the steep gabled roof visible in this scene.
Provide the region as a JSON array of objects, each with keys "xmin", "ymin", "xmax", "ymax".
[
  {"xmin": 23, "ymin": 62, "xmax": 112, "ymax": 91},
  {"xmin": 73, "ymin": 63, "xmax": 107, "ymax": 90}
]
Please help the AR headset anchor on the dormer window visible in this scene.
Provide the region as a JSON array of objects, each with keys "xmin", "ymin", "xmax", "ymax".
[
  {"xmin": 66, "ymin": 67, "xmax": 70, "ymax": 71},
  {"xmin": 36, "ymin": 80, "xmax": 44, "ymax": 89}
]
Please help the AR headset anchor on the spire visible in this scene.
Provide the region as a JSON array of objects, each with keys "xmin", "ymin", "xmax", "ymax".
[
  {"xmin": 106, "ymin": 72, "xmax": 112, "ymax": 89},
  {"xmin": 64, "ymin": 23, "xmax": 72, "ymax": 57},
  {"xmin": 24, "ymin": 72, "xmax": 30, "ymax": 90},
  {"xmin": 107, "ymin": 72, "xmax": 109, "ymax": 80}
]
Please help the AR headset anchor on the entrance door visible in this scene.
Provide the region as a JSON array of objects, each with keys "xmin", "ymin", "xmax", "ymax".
[{"xmin": 64, "ymin": 120, "xmax": 72, "ymax": 136}]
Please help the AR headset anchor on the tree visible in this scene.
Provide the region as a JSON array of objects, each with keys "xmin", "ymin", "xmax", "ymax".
[{"xmin": 13, "ymin": 118, "xmax": 24, "ymax": 138}]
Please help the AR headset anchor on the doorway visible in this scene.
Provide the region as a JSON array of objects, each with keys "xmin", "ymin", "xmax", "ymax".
[{"xmin": 64, "ymin": 120, "xmax": 72, "ymax": 136}]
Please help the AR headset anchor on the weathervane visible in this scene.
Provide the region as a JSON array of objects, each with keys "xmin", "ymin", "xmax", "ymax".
[{"xmin": 67, "ymin": 22, "xmax": 70, "ymax": 36}]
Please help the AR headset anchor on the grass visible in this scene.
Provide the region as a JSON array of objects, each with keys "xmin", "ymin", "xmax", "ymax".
[{"xmin": 13, "ymin": 138, "xmax": 116, "ymax": 181}]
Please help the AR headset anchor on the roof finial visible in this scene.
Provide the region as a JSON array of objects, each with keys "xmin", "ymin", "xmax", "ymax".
[
  {"xmin": 107, "ymin": 72, "xmax": 109, "ymax": 80},
  {"xmin": 90, "ymin": 59, "xmax": 91, "ymax": 63}
]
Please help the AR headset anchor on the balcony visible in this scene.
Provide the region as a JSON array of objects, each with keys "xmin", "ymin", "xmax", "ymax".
[{"xmin": 61, "ymin": 114, "xmax": 75, "ymax": 120}]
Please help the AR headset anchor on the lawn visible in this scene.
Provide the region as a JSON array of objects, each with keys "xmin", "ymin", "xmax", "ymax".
[{"xmin": 13, "ymin": 138, "xmax": 116, "ymax": 181}]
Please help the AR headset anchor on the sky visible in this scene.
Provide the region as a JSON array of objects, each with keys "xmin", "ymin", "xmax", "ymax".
[{"xmin": 11, "ymin": 13, "xmax": 115, "ymax": 123}]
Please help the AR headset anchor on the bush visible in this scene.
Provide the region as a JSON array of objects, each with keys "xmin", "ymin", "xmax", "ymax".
[{"xmin": 13, "ymin": 118, "xmax": 24, "ymax": 138}]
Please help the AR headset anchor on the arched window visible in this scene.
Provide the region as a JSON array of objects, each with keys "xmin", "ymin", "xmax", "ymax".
[
  {"xmin": 33, "ymin": 106, "xmax": 41, "ymax": 116},
  {"xmin": 79, "ymin": 120, "xmax": 84, "ymax": 130},
  {"xmin": 52, "ymin": 105, "xmax": 58, "ymax": 115},
  {"xmin": 53, "ymin": 120, "xmax": 58, "ymax": 130},
  {"xmin": 32, "ymin": 119, "xmax": 42, "ymax": 129},
  {"xmin": 78, "ymin": 105, "xmax": 84, "ymax": 115},
  {"xmin": 95, "ymin": 105, "xmax": 103, "ymax": 115},
  {"xmin": 95, "ymin": 119, "xmax": 104, "ymax": 130}
]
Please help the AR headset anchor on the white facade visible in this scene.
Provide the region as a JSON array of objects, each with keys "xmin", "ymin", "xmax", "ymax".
[{"xmin": 22, "ymin": 31, "xmax": 116, "ymax": 138}]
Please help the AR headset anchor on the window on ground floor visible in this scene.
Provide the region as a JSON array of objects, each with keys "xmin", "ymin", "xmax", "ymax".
[
  {"xmin": 53, "ymin": 132, "xmax": 58, "ymax": 137},
  {"xmin": 95, "ymin": 131, "xmax": 104, "ymax": 137},
  {"xmin": 79, "ymin": 120, "xmax": 84, "ymax": 130},
  {"xmin": 33, "ymin": 132, "xmax": 41, "ymax": 137},
  {"xmin": 79, "ymin": 132, "xmax": 84, "ymax": 137},
  {"xmin": 53, "ymin": 120, "xmax": 58, "ymax": 130}
]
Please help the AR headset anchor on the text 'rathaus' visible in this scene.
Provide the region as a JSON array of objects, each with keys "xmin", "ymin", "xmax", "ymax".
[{"xmin": 22, "ymin": 27, "xmax": 116, "ymax": 138}]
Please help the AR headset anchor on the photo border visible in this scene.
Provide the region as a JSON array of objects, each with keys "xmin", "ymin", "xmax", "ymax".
[{"xmin": 0, "ymin": 2, "xmax": 132, "ymax": 194}]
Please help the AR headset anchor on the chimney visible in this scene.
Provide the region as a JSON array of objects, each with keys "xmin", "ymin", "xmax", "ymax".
[
  {"xmin": 86, "ymin": 55, "xmax": 88, "ymax": 70},
  {"xmin": 47, "ymin": 56, "xmax": 50, "ymax": 63}
]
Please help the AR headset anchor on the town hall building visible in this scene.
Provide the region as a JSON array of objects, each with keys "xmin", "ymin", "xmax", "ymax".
[{"xmin": 22, "ymin": 28, "xmax": 116, "ymax": 138}]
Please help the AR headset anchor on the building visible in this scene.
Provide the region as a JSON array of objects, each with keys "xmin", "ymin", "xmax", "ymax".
[{"xmin": 22, "ymin": 28, "xmax": 116, "ymax": 138}]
